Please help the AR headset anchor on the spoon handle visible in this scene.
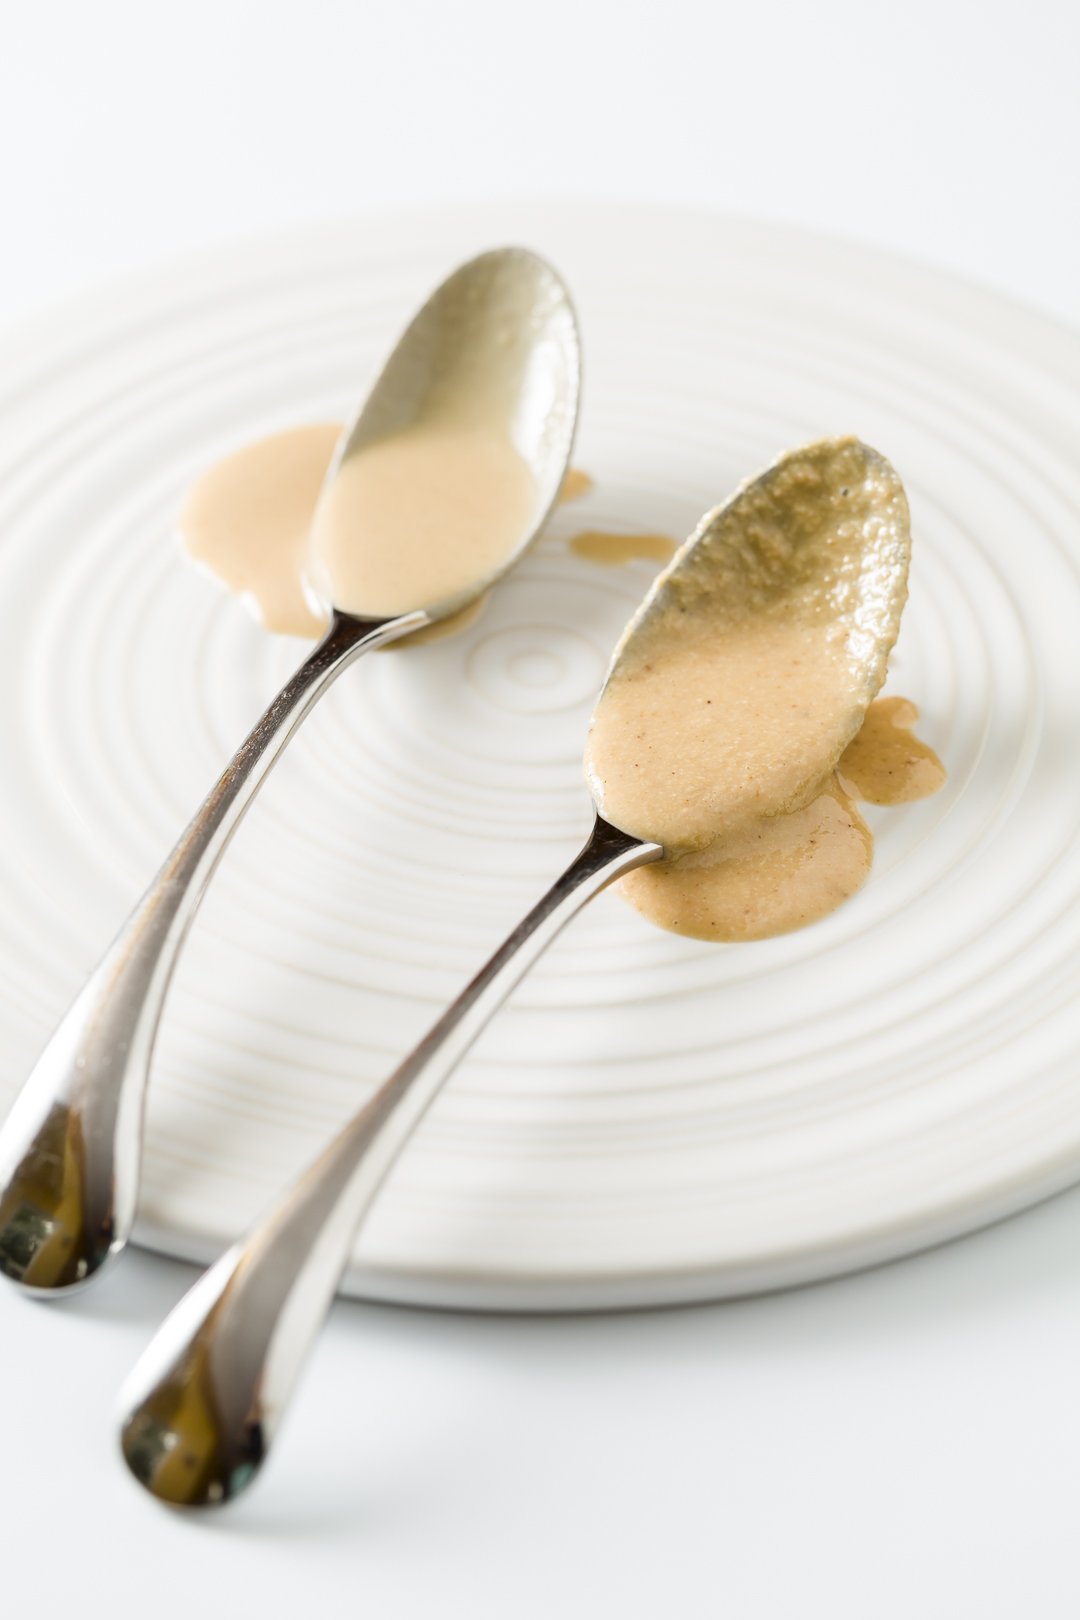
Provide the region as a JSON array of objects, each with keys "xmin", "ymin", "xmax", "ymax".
[
  {"xmin": 118, "ymin": 815, "xmax": 660, "ymax": 1507},
  {"xmin": 0, "ymin": 611, "xmax": 422, "ymax": 1294}
]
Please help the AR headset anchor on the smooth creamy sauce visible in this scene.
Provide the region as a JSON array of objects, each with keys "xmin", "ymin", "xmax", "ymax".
[
  {"xmin": 180, "ymin": 421, "xmax": 589, "ymax": 640},
  {"xmin": 570, "ymin": 530, "xmax": 678, "ymax": 566},
  {"xmin": 585, "ymin": 438, "xmax": 936, "ymax": 943},
  {"xmin": 180, "ymin": 422, "xmax": 338, "ymax": 638},
  {"xmin": 307, "ymin": 421, "xmax": 536, "ymax": 619}
]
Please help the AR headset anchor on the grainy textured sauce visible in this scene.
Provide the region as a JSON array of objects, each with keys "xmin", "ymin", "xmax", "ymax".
[
  {"xmin": 838, "ymin": 695, "xmax": 946, "ymax": 803},
  {"xmin": 585, "ymin": 438, "xmax": 942, "ymax": 942}
]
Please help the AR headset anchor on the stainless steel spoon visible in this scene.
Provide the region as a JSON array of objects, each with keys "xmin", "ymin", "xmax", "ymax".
[
  {"xmin": 117, "ymin": 437, "xmax": 911, "ymax": 1509},
  {"xmin": 0, "ymin": 247, "xmax": 580, "ymax": 1295}
]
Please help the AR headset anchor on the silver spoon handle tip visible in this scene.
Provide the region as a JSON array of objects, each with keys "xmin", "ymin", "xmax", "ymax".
[
  {"xmin": 118, "ymin": 816, "xmax": 659, "ymax": 1507},
  {"xmin": 0, "ymin": 611, "xmax": 422, "ymax": 1295}
]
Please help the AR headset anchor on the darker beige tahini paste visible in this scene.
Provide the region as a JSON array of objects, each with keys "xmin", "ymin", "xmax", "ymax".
[{"xmin": 585, "ymin": 438, "xmax": 944, "ymax": 942}]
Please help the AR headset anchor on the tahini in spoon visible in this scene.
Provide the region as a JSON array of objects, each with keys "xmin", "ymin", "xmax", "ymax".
[
  {"xmin": 118, "ymin": 436, "xmax": 911, "ymax": 1508},
  {"xmin": 0, "ymin": 247, "xmax": 580, "ymax": 1294}
]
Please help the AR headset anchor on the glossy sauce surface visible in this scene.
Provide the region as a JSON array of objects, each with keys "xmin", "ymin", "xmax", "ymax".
[
  {"xmin": 180, "ymin": 422, "xmax": 338, "ymax": 638},
  {"xmin": 180, "ymin": 423, "xmax": 587, "ymax": 639},
  {"xmin": 307, "ymin": 421, "xmax": 536, "ymax": 619}
]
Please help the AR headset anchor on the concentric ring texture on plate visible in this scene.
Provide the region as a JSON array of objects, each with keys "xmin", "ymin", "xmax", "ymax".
[{"xmin": 2, "ymin": 202, "xmax": 1080, "ymax": 1309}]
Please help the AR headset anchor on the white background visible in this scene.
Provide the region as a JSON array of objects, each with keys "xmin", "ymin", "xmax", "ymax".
[{"xmin": 2, "ymin": 3, "xmax": 1079, "ymax": 1615}]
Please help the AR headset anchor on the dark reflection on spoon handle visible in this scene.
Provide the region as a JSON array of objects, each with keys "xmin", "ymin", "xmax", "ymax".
[
  {"xmin": 119, "ymin": 815, "xmax": 661, "ymax": 1507},
  {"xmin": 0, "ymin": 611, "xmax": 423, "ymax": 1296}
]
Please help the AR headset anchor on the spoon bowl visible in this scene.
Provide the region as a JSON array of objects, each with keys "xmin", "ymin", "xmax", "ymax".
[
  {"xmin": 308, "ymin": 247, "xmax": 580, "ymax": 624},
  {"xmin": 585, "ymin": 435, "xmax": 912, "ymax": 853}
]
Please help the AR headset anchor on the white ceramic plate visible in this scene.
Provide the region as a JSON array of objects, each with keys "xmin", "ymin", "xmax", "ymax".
[{"xmin": 2, "ymin": 202, "xmax": 1079, "ymax": 1309}]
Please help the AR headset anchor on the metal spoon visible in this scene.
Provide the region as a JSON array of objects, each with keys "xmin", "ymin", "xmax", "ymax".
[
  {"xmin": 0, "ymin": 247, "xmax": 580, "ymax": 1295},
  {"xmin": 117, "ymin": 436, "xmax": 911, "ymax": 1508}
]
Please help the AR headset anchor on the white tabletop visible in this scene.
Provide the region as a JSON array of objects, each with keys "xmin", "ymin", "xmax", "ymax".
[{"xmin": 3, "ymin": 3, "xmax": 1079, "ymax": 1615}]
